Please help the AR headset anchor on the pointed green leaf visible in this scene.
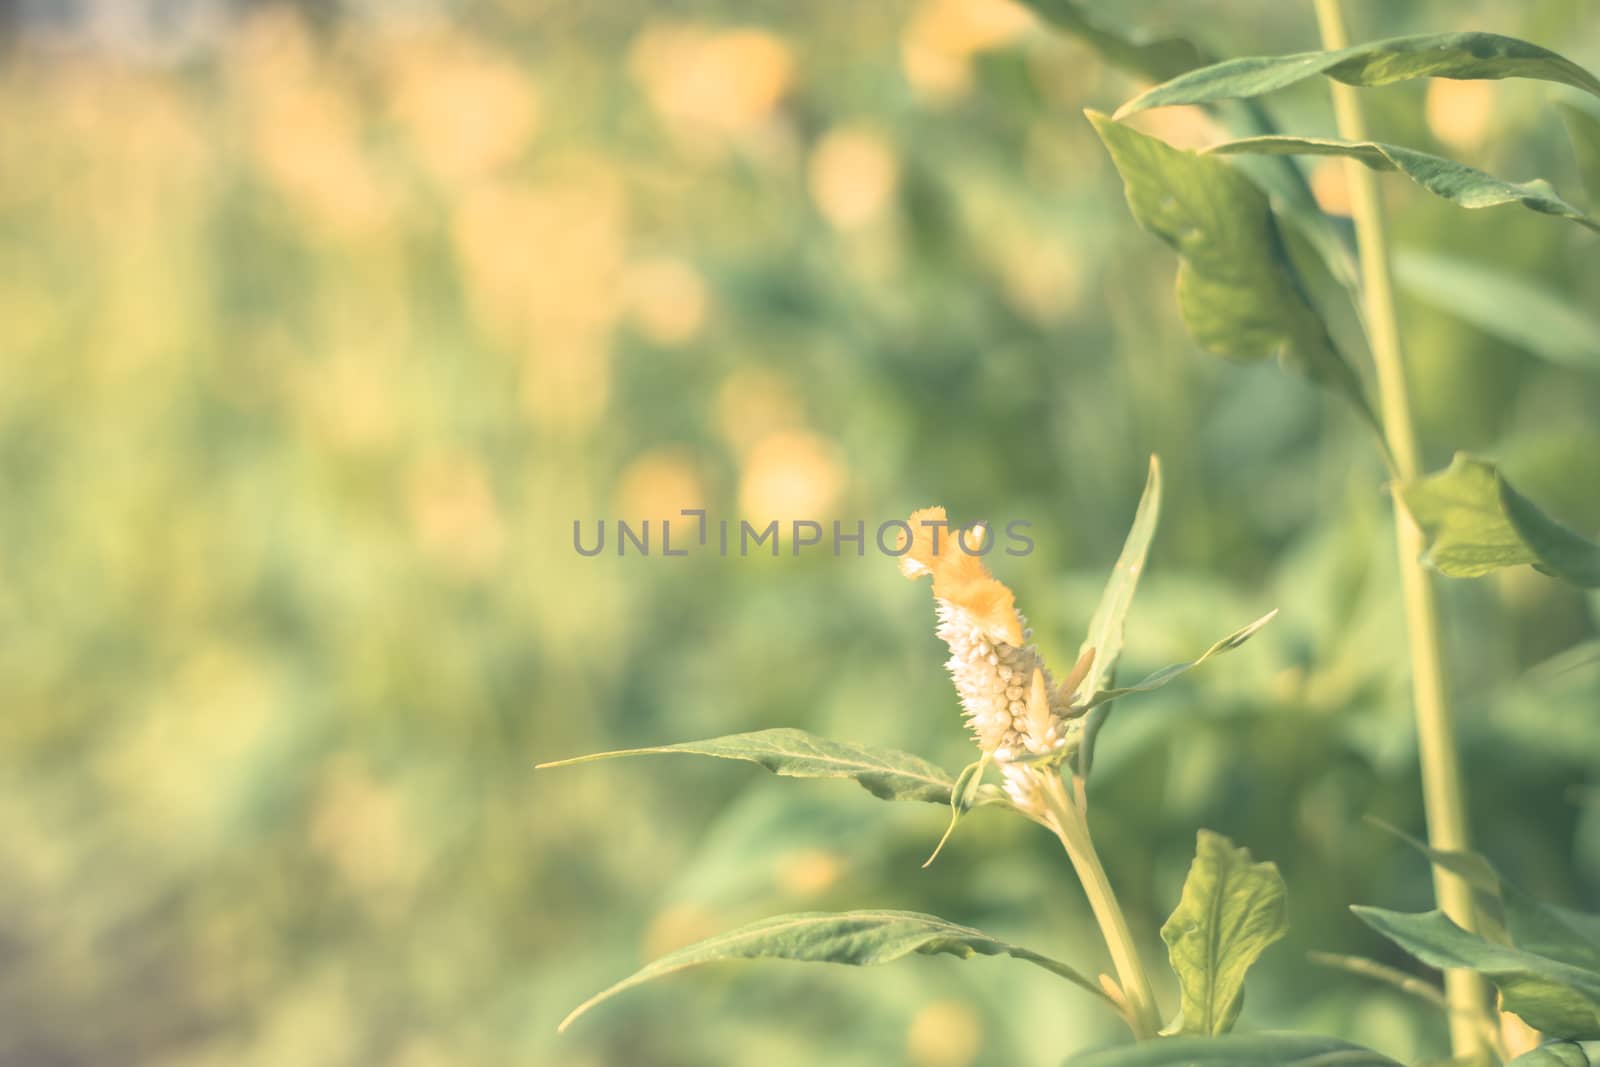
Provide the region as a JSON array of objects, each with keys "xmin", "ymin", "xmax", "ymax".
[
  {"xmin": 1075, "ymin": 455, "xmax": 1162, "ymax": 778},
  {"xmin": 538, "ymin": 728, "xmax": 956, "ymax": 804},
  {"xmin": 1016, "ymin": 0, "xmax": 1202, "ymax": 82},
  {"xmin": 1394, "ymin": 250, "xmax": 1600, "ymax": 373},
  {"xmin": 1162, "ymin": 831, "xmax": 1289, "ymax": 1035},
  {"xmin": 1082, "ymin": 610, "xmax": 1278, "ymax": 711},
  {"xmin": 1086, "ymin": 112, "xmax": 1377, "ymax": 429},
  {"xmin": 924, "ymin": 757, "xmax": 989, "ymax": 867},
  {"xmin": 1207, "ymin": 137, "xmax": 1600, "ymax": 233},
  {"xmin": 1563, "ymin": 103, "xmax": 1600, "ymax": 206},
  {"xmin": 1400, "ymin": 453, "xmax": 1600, "ymax": 587},
  {"xmin": 1064, "ymin": 1033, "xmax": 1403, "ymax": 1066},
  {"xmin": 1353, "ymin": 907, "xmax": 1600, "ymax": 1039},
  {"xmin": 1506, "ymin": 1042, "xmax": 1592, "ymax": 1067},
  {"xmin": 1116, "ymin": 32, "xmax": 1600, "ymax": 118},
  {"xmin": 559, "ymin": 909, "xmax": 1108, "ymax": 1031}
]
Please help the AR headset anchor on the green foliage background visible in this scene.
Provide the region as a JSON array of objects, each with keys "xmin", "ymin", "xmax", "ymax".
[{"xmin": 0, "ymin": 1, "xmax": 1597, "ymax": 1064}]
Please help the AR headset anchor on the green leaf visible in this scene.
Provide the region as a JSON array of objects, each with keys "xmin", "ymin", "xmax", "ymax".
[
  {"xmin": 1366, "ymin": 818, "xmax": 1511, "ymax": 946},
  {"xmin": 1506, "ymin": 1043, "xmax": 1592, "ymax": 1067},
  {"xmin": 538, "ymin": 728, "xmax": 956, "ymax": 805},
  {"xmin": 923, "ymin": 757, "xmax": 989, "ymax": 867},
  {"xmin": 558, "ymin": 909, "xmax": 1108, "ymax": 1031},
  {"xmin": 1563, "ymin": 103, "xmax": 1600, "ymax": 206},
  {"xmin": 1161, "ymin": 830, "xmax": 1289, "ymax": 1035},
  {"xmin": 1394, "ymin": 249, "xmax": 1600, "ymax": 373},
  {"xmin": 1116, "ymin": 32, "xmax": 1600, "ymax": 118},
  {"xmin": 1016, "ymin": 0, "xmax": 1203, "ymax": 82},
  {"xmin": 1064, "ymin": 1032, "xmax": 1401, "ymax": 1066},
  {"xmin": 1086, "ymin": 113, "xmax": 1377, "ymax": 429},
  {"xmin": 1206, "ymin": 137, "xmax": 1600, "ymax": 233},
  {"xmin": 1075, "ymin": 455, "xmax": 1162, "ymax": 779},
  {"xmin": 1353, "ymin": 907, "xmax": 1600, "ymax": 1039},
  {"xmin": 1082, "ymin": 610, "xmax": 1279, "ymax": 711},
  {"xmin": 1399, "ymin": 453, "xmax": 1600, "ymax": 588}
]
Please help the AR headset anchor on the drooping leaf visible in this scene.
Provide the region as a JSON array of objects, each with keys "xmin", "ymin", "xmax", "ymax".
[
  {"xmin": 1394, "ymin": 250, "xmax": 1600, "ymax": 373},
  {"xmin": 1075, "ymin": 455, "xmax": 1162, "ymax": 779},
  {"xmin": 1064, "ymin": 1032, "xmax": 1400, "ymax": 1066},
  {"xmin": 1366, "ymin": 818, "xmax": 1511, "ymax": 945},
  {"xmin": 1082, "ymin": 609, "xmax": 1279, "ymax": 711},
  {"xmin": 1086, "ymin": 113, "xmax": 1377, "ymax": 429},
  {"xmin": 1506, "ymin": 1042, "xmax": 1592, "ymax": 1067},
  {"xmin": 1161, "ymin": 831, "xmax": 1289, "ymax": 1035},
  {"xmin": 1116, "ymin": 32, "xmax": 1600, "ymax": 119},
  {"xmin": 538, "ymin": 728, "xmax": 956, "ymax": 804},
  {"xmin": 1353, "ymin": 907, "xmax": 1600, "ymax": 1039},
  {"xmin": 1399, "ymin": 453, "xmax": 1600, "ymax": 588},
  {"xmin": 1374, "ymin": 820, "xmax": 1600, "ymax": 972},
  {"xmin": 1206, "ymin": 137, "xmax": 1600, "ymax": 234},
  {"xmin": 1015, "ymin": 0, "xmax": 1203, "ymax": 82},
  {"xmin": 1563, "ymin": 103, "xmax": 1600, "ymax": 205},
  {"xmin": 558, "ymin": 909, "xmax": 1107, "ymax": 1031}
]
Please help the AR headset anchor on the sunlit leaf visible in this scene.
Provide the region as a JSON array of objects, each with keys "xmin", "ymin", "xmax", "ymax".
[
  {"xmin": 538, "ymin": 728, "xmax": 956, "ymax": 804},
  {"xmin": 1116, "ymin": 32, "xmax": 1600, "ymax": 119},
  {"xmin": 1162, "ymin": 830, "xmax": 1289, "ymax": 1035},
  {"xmin": 1394, "ymin": 250, "xmax": 1600, "ymax": 373},
  {"xmin": 1400, "ymin": 453, "xmax": 1600, "ymax": 587},
  {"xmin": 558, "ymin": 909, "xmax": 1108, "ymax": 1031},
  {"xmin": 1353, "ymin": 907, "xmax": 1600, "ymax": 1039},
  {"xmin": 1082, "ymin": 610, "xmax": 1279, "ymax": 711},
  {"xmin": 1207, "ymin": 137, "xmax": 1600, "ymax": 233},
  {"xmin": 1086, "ymin": 113, "xmax": 1378, "ymax": 430},
  {"xmin": 1075, "ymin": 455, "xmax": 1161, "ymax": 779},
  {"xmin": 1064, "ymin": 1032, "xmax": 1399, "ymax": 1066}
]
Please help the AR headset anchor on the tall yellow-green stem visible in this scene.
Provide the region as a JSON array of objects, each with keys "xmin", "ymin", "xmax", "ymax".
[
  {"xmin": 1042, "ymin": 774, "xmax": 1162, "ymax": 1040},
  {"xmin": 1312, "ymin": 0, "xmax": 1492, "ymax": 1058}
]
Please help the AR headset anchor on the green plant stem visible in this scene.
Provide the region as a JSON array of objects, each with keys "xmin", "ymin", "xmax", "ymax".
[
  {"xmin": 1311, "ymin": 0, "xmax": 1492, "ymax": 1059},
  {"xmin": 1043, "ymin": 773, "xmax": 1162, "ymax": 1040}
]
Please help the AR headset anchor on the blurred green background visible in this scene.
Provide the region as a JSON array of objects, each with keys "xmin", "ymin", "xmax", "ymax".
[{"xmin": 2, "ymin": 1, "xmax": 1598, "ymax": 1064}]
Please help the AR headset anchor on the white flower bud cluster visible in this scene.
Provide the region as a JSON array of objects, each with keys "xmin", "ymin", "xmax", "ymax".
[{"xmin": 934, "ymin": 599, "xmax": 1076, "ymax": 767}]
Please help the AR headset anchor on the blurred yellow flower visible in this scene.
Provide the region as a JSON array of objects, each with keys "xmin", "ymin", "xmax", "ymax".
[
  {"xmin": 808, "ymin": 124, "xmax": 900, "ymax": 231},
  {"xmin": 629, "ymin": 24, "xmax": 794, "ymax": 142},
  {"xmin": 407, "ymin": 452, "xmax": 506, "ymax": 577},
  {"xmin": 386, "ymin": 30, "xmax": 541, "ymax": 187},
  {"xmin": 902, "ymin": 0, "xmax": 1035, "ymax": 105},
  {"xmin": 622, "ymin": 255, "xmax": 710, "ymax": 345},
  {"xmin": 907, "ymin": 998, "xmax": 984, "ymax": 1067},
  {"xmin": 738, "ymin": 430, "xmax": 845, "ymax": 520},
  {"xmin": 614, "ymin": 447, "xmax": 708, "ymax": 519},
  {"xmin": 1426, "ymin": 78, "xmax": 1496, "ymax": 153}
]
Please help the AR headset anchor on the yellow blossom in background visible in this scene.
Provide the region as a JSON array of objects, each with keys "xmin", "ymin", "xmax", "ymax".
[
  {"xmin": 622, "ymin": 255, "xmax": 711, "ymax": 345},
  {"xmin": 386, "ymin": 29, "xmax": 541, "ymax": 188},
  {"xmin": 901, "ymin": 0, "xmax": 1035, "ymax": 104},
  {"xmin": 906, "ymin": 998, "xmax": 984, "ymax": 1067},
  {"xmin": 1310, "ymin": 157, "xmax": 1354, "ymax": 217},
  {"xmin": 738, "ymin": 431, "xmax": 845, "ymax": 520},
  {"xmin": 629, "ymin": 24, "xmax": 794, "ymax": 147},
  {"xmin": 1425, "ymin": 79, "xmax": 1496, "ymax": 153},
  {"xmin": 613, "ymin": 446, "xmax": 709, "ymax": 519},
  {"xmin": 808, "ymin": 124, "xmax": 900, "ymax": 231}
]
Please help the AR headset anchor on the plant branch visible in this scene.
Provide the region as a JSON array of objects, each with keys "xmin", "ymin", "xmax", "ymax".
[
  {"xmin": 1042, "ymin": 773, "xmax": 1163, "ymax": 1040},
  {"xmin": 1311, "ymin": 0, "xmax": 1493, "ymax": 1059}
]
